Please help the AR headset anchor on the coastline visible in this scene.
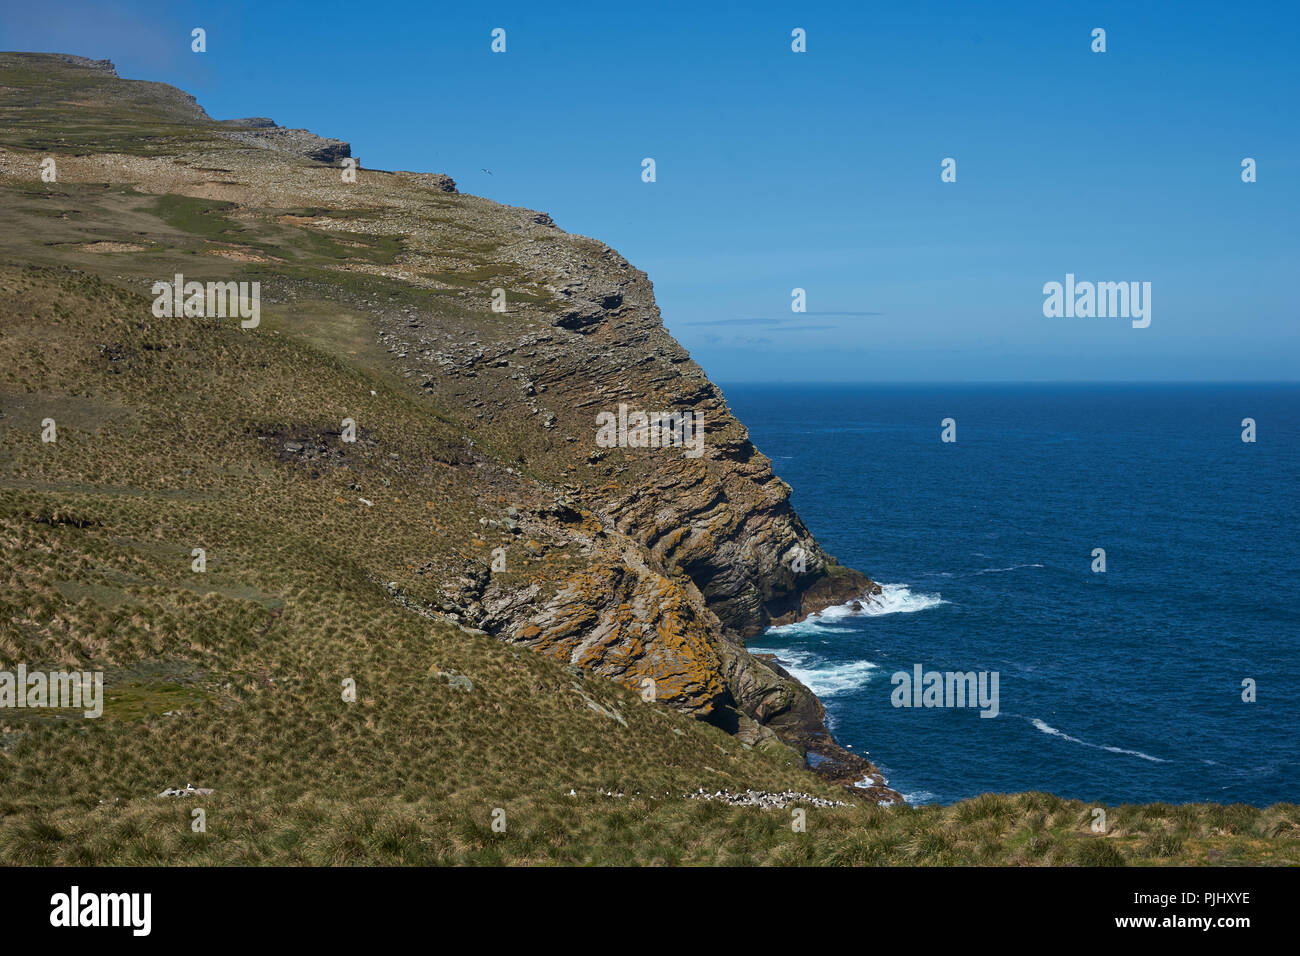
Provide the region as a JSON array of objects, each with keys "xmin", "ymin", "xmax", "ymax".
[{"xmin": 759, "ymin": 570, "xmax": 904, "ymax": 805}]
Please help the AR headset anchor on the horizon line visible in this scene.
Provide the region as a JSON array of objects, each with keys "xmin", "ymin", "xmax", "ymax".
[{"xmin": 714, "ymin": 379, "xmax": 1300, "ymax": 386}]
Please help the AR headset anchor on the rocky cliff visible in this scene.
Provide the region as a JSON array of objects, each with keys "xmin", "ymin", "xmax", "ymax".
[{"xmin": 0, "ymin": 51, "xmax": 891, "ymax": 797}]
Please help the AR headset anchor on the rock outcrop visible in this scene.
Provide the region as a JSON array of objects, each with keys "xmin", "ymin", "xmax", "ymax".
[
  {"xmin": 0, "ymin": 51, "xmax": 893, "ymax": 798},
  {"xmin": 217, "ymin": 118, "xmax": 352, "ymax": 164},
  {"xmin": 40, "ymin": 53, "xmax": 117, "ymax": 74}
]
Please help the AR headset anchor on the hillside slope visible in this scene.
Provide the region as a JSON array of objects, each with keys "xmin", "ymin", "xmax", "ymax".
[
  {"xmin": 0, "ymin": 53, "xmax": 1295, "ymax": 865},
  {"xmin": 0, "ymin": 50, "xmax": 885, "ymax": 784}
]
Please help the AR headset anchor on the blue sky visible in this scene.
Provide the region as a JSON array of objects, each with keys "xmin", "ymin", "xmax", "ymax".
[{"xmin": 4, "ymin": 0, "xmax": 1296, "ymax": 381}]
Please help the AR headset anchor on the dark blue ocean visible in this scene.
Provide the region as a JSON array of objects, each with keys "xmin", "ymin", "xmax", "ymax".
[{"xmin": 728, "ymin": 384, "xmax": 1299, "ymax": 807}]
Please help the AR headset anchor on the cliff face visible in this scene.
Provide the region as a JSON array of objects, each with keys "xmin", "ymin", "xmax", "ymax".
[
  {"xmin": 371, "ymin": 206, "xmax": 880, "ymax": 761},
  {"xmin": 0, "ymin": 52, "xmax": 888, "ymax": 795}
]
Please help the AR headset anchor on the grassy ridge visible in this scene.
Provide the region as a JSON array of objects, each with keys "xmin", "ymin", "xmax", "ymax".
[{"xmin": 0, "ymin": 53, "xmax": 214, "ymax": 155}]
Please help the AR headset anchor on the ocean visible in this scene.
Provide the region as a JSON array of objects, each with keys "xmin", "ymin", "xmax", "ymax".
[{"xmin": 726, "ymin": 384, "xmax": 1299, "ymax": 807}]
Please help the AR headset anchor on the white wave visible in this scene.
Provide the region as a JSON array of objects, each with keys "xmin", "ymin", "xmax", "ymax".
[
  {"xmin": 903, "ymin": 790, "xmax": 940, "ymax": 805},
  {"xmin": 765, "ymin": 584, "xmax": 945, "ymax": 640},
  {"xmin": 974, "ymin": 563, "xmax": 1043, "ymax": 575},
  {"xmin": 763, "ymin": 618, "xmax": 828, "ymax": 639},
  {"xmin": 1031, "ymin": 718, "xmax": 1082, "ymax": 743},
  {"xmin": 1102, "ymin": 744, "xmax": 1166, "ymax": 762},
  {"xmin": 774, "ymin": 651, "xmax": 877, "ymax": 697},
  {"xmin": 859, "ymin": 583, "xmax": 947, "ymax": 615},
  {"xmin": 756, "ymin": 584, "xmax": 941, "ymax": 696},
  {"xmin": 1030, "ymin": 718, "xmax": 1166, "ymax": 763}
]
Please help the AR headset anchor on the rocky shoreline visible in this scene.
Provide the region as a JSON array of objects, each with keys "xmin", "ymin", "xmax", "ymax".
[{"xmin": 748, "ymin": 600, "xmax": 903, "ymax": 804}]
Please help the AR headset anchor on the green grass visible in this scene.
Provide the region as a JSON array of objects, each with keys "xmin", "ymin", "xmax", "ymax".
[
  {"xmin": 0, "ymin": 54, "xmax": 216, "ymax": 155},
  {"xmin": 151, "ymin": 194, "xmax": 406, "ymax": 264}
]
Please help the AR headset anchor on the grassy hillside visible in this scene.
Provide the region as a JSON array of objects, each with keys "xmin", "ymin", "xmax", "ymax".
[{"xmin": 0, "ymin": 53, "xmax": 1296, "ymax": 865}]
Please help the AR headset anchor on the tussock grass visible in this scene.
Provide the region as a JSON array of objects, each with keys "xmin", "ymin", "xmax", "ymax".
[{"xmin": 0, "ymin": 186, "xmax": 1294, "ymax": 867}]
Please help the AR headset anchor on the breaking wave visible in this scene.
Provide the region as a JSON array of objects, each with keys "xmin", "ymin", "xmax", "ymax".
[
  {"xmin": 902, "ymin": 790, "xmax": 940, "ymax": 805},
  {"xmin": 767, "ymin": 584, "xmax": 947, "ymax": 641},
  {"xmin": 769, "ymin": 648, "xmax": 877, "ymax": 697},
  {"xmin": 1030, "ymin": 718, "xmax": 1166, "ymax": 763},
  {"xmin": 859, "ymin": 583, "xmax": 947, "ymax": 614}
]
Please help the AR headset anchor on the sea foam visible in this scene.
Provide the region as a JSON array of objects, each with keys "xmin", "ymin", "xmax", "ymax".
[
  {"xmin": 860, "ymin": 583, "xmax": 947, "ymax": 614},
  {"xmin": 767, "ymin": 583, "xmax": 946, "ymax": 638},
  {"xmin": 770, "ymin": 649, "xmax": 876, "ymax": 697},
  {"xmin": 760, "ymin": 584, "xmax": 944, "ymax": 694}
]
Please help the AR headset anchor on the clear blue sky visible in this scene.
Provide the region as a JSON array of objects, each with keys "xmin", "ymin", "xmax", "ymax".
[{"xmin": 4, "ymin": 0, "xmax": 1296, "ymax": 381}]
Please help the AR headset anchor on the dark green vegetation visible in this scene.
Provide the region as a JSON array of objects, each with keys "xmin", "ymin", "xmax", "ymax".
[{"xmin": 1, "ymin": 53, "xmax": 1296, "ymax": 865}]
